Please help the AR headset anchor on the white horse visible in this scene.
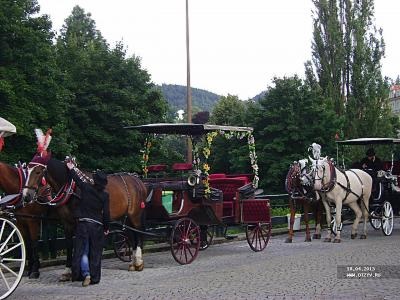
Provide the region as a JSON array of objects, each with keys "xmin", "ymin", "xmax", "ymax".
[{"xmin": 307, "ymin": 157, "xmax": 372, "ymax": 243}]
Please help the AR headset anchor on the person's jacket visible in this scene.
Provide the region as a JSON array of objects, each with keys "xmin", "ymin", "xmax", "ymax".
[
  {"xmin": 360, "ymin": 156, "xmax": 384, "ymax": 171},
  {"xmin": 70, "ymin": 169, "xmax": 110, "ymax": 231}
]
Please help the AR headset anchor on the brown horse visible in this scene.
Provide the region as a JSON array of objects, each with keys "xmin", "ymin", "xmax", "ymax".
[
  {"xmin": 0, "ymin": 161, "xmax": 70, "ymax": 279},
  {"xmin": 285, "ymin": 159, "xmax": 323, "ymax": 243},
  {"xmin": 22, "ymin": 154, "xmax": 147, "ymax": 272}
]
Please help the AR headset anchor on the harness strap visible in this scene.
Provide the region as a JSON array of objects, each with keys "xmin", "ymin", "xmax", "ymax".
[
  {"xmin": 336, "ymin": 169, "xmax": 364, "ymax": 203},
  {"xmin": 118, "ymin": 174, "xmax": 132, "ymax": 212}
]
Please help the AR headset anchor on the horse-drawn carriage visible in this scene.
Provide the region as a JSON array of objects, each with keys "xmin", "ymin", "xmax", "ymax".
[
  {"xmin": 111, "ymin": 123, "xmax": 272, "ymax": 264},
  {"xmin": 334, "ymin": 138, "xmax": 399, "ymax": 236}
]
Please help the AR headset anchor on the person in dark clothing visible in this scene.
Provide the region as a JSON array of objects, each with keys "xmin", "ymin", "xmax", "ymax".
[
  {"xmin": 66, "ymin": 162, "xmax": 110, "ymax": 287},
  {"xmin": 360, "ymin": 148, "xmax": 384, "ymax": 172}
]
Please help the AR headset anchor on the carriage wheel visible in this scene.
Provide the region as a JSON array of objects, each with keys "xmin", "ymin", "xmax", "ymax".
[
  {"xmin": 0, "ymin": 217, "xmax": 26, "ymax": 300},
  {"xmin": 369, "ymin": 210, "xmax": 382, "ymax": 230},
  {"xmin": 245, "ymin": 223, "xmax": 271, "ymax": 252},
  {"xmin": 170, "ymin": 218, "xmax": 200, "ymax": 265},
  {"xmin": 199, "ymin": 225, "xmax": 215, "ymax": 251},
  {"xmin": 112, "ymin": 231, "xmax": 132, "ymax": 262},
  {"xmin": 381, "ymin": 201, "xmax": 394, "ymax": 236}
]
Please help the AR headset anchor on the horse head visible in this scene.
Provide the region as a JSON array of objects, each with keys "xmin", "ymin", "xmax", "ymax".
[
  {"xmin": 310, "ymin": 157, "xmax": 336, "ymax": 192},
  {"xmin": 22, "ymin": 152, "xmax": 52, "ymax": 203}
]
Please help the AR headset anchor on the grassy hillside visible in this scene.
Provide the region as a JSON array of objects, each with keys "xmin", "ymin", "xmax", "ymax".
[{"xmin": 158, "ymin": 84, "xmax": 221, "ymax": 113}]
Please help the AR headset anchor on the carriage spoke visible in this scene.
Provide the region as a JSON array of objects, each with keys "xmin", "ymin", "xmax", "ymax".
[
  {"xmin": 0, "ymin": 229, "xmax": 16, "ymax": 254},
  {"xmin": 0, "ymin": 268, "xmax": 11, "ymax": 290},
  {"xmin": 0, "ymin": 221, "xmax": 5, "ymax": 245},
  {"xmin": 0, "ymin": 242, "xmax": 23, "ymax": 257},
  {"xmin": 0, "ymin": 263, "xmax": 18, "ymax": 278}
]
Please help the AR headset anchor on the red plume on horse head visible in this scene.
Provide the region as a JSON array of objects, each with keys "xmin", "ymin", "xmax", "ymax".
[{"xmin": 32, "ymin": 128, "xmax": 52, "ymax": 164}]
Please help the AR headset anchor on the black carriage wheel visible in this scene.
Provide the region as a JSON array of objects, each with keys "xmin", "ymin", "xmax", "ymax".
[
  {"xmin": 199, "ymin": 225, "xmax": 215, "ymax": 251},
  {"xmin": 0, "ymin": 217, "xmax": 26, "ymax": 300},
  {"xmin": 245, "ymin": 223, "xmax": 271, "ymax": 252},
  {"xmin": 112, "ymin": 231, "xmax": 133, "ymax": 262},
  {"xmin": 369, "ymin": 208, "xmax": 382, "ymax": 230},
  {"xmin": 170, "ymin": 218, "xmax": 200, "ymax": 265},
  {"xmin": 381, "ymin": 201, "xmax": 394, "ymax": 236}
]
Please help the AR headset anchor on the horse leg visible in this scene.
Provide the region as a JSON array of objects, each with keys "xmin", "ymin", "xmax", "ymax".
[
  {"xmin": 59, "ymin": 225, "xmax": 74, "ymax": 281},
  {"xmin": 303, "ymin": 202, "xmax": 311, "ymax": 242},
  {"xmin": 333, "ymin": 201, "xmax": 343, "ymax": 243},
  {"xmin": 285, "ymin": 197, "xmax": 295, "ymax": 243},
  {"xmin": 127, "ymin": 230, "xmax": 144, "ymax": 272},
  {"xmin": 360, "ymin": 198, "xmax": 369, "ymax": 239},
  {"xmin": 26, "ymin": 221, "xmax": 41, "ymax": 279},
  {"xmin": 134, "ymin": 231, "xmax": 144, "ymax": 271},
  {"xmin": 348, "ymin": 201, "xmax": 362, "ymax": 240},
  {"xmin": 313, "ymin": 199, "xmax": 322, "ymax": 239},
  {"xmin": 321, "ymin": 197, "xmax": 332, "ymax": 242}
]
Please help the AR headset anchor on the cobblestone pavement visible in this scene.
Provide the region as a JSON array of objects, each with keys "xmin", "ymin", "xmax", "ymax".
[{"xmin": 8, "ymin": 218, "xmax": 400, "ymax": 300}]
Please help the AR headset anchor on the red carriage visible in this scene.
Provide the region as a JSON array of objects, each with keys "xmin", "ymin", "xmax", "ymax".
[{"xmin": 111, "ymin": 123, "xmax": 272, "ymax": 265}]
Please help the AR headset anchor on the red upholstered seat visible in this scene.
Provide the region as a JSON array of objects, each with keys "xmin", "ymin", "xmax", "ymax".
[
  {"xmin": 208, "ymin": 178, "xmax": 248, "ymax": 217},
  {"xmin": 209, "ymin": 173, "xmax": 226, "ymax": 180},
  {"xmin": 172, "ymin": 163, "xmax": 192, "ymax": 171},
  {"xmin": 148, "ymin": 164, "xmax": 167, "ymax": 172}
]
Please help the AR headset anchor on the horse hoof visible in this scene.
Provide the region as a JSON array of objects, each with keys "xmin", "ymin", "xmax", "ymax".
[
  {"xmin": 323, "ymin": 238, "xmax": 331, "ymax": 242},
  {"xmin": 333, "ymin": 239, "xmax": 341, "ymax": 243},
  {"xmin": 351, "ymin": 233, "xmax": 357, "ymax": 239},
  {"xmin": 285, "ymin": 238, "xmax": 293, "ymax": 243},
  {"xmin": 304, "ymin": 238, "xmax": 312, "ymax": 242},
  {"xmin": 360, "ymin": 234, "xmax": 367, "ymax": 239},
  {"xmin": 23, "ymin": 270, "xmax": 30, "ymax": 277},
  {"xmin": 313, "ymin": 234, "xmax": 321, "ymax": 240},
  {"xmin": 29, "ymin": 271, "xmax": 40, "ymax": 279},
  {"xmin": 134, "ymin": 263, "xmax": 144, "ymax": 272},
  {"xmin": 128, "ymin": 264, "xmax": 135, "ymax": 272},
  {"xmin": 59, "ymin": 273, "xmax": 71, "ymax": 282}
]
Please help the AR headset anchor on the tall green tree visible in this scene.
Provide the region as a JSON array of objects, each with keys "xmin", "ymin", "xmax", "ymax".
[
  {"xmin": 251, "ymin": 75, "xmax": 339, "ymax": 192},
  {"xmin": 312, "ymin": 0, "xmax": 397, "ymax": 138},
  {"xmin": 55, "ymin": 6, "xmax": 167, "ymax": 171},
  {"xmin": 0, "ymin": 0, "xmax": 70, "ymax": 162}
]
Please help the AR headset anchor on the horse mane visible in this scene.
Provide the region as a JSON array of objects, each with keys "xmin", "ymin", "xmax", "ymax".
[{"xmin": 47, "ymin": 158, "xmax": 69, "ymax": 185}]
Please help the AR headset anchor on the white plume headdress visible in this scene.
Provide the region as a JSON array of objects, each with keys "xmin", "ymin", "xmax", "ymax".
[{"xmin": 35, "ymin": 128, "xmax": 52, "ymax": 155}]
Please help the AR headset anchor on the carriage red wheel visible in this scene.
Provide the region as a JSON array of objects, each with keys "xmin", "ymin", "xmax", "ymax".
[
  {"xmin": 245, "ymin": 223, "xmax": 271, "ymax": 252},
  {"xmin": 170, "ymin": 218, "xmax": 200, "ymax": 264},
  {"xmin": 112, "ymin": 231, "xmax": 132, "ymax": 262}
]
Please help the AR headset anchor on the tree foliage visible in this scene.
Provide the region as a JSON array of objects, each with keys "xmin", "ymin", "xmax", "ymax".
[
  {"xmin": 0, "ymin": 3, "xmax": 167, "ymax": 172},
  {"xmin": 312, "ymin": 0, "xmax": 398, "ymax": 138},
  {"xmin": 252, "ymin": 76, "xmax": 339, "ymax": 192},
  {"xmin": 0, "ymin": 0, "xmax": 69, "ymax": 162}
]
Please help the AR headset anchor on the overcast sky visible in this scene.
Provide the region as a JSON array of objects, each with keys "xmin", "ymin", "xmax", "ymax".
[{"xmin": 38, "ymin": 0, "xmax": 399, "ymax": 99}]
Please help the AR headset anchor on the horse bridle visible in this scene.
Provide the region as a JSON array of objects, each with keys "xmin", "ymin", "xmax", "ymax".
[
  {"xmin": 24, "ymin": 162, "xmax": 50, "ymax": 203},
  {"xmin": 286, "ymin": 161, "xmax": 314, "ymax": 201},
  {"xmin": 311, "ymin": 159, "xmax": 337, "ymax": 192}
]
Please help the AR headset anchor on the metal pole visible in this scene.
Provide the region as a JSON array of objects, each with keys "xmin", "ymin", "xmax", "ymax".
[{"xmin": 186, "ymin": 0, "xmax": 193, "ymax": 164}]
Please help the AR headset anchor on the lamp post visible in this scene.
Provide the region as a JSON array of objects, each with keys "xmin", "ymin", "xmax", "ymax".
[{"xmin": 186, "ymin": 0, "xmax": 193, "ymax": 164}]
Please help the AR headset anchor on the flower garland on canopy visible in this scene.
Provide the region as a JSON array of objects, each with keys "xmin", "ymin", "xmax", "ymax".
[
  {"xmin": 201, "ymin": 130, "xmax": 259, "ymax": 194},
  {"xmin": 138, "ymin": 130, "xmax": 260, "ymax": 193},
  {"xmin": 140, "ymin": 136, "xmax": 152, "ymax": 178}
]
